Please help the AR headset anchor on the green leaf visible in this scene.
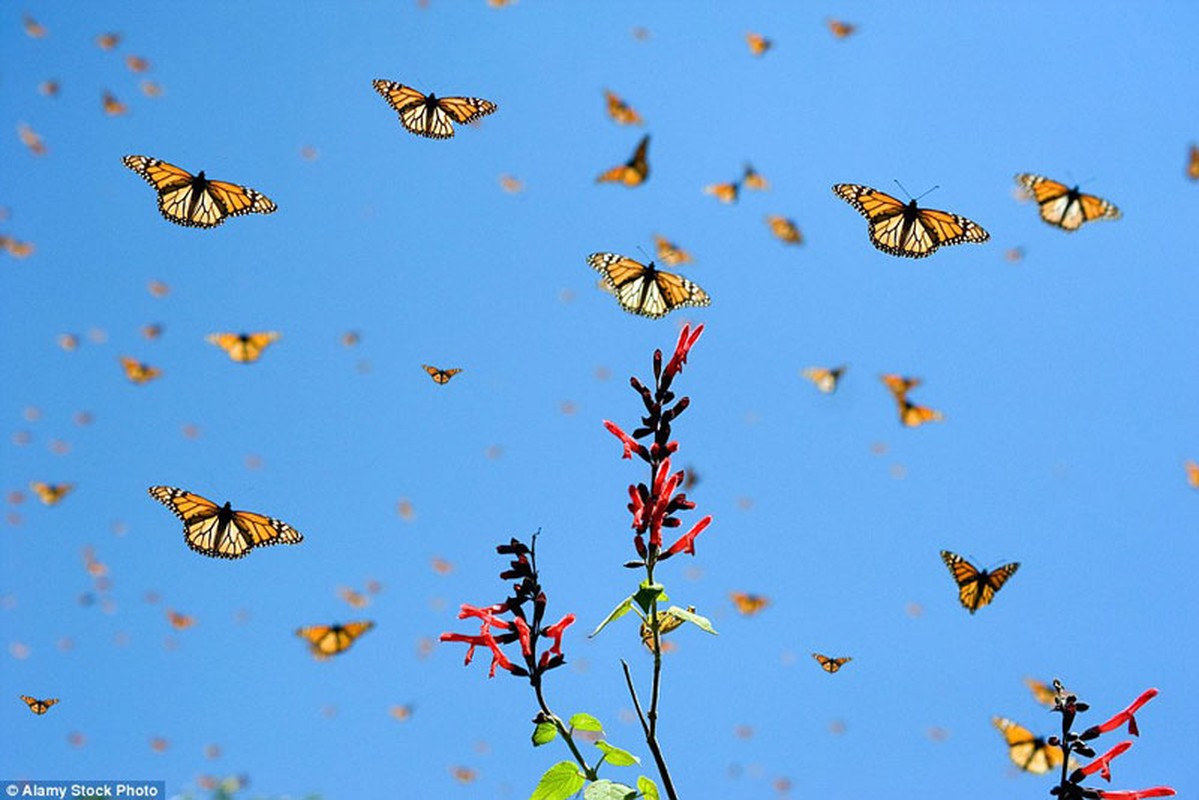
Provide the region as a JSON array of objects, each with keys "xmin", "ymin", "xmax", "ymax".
[
  {"xmin": 666, "ymin": 605, "xmax": 718, "ymax": 635},
  {"xmin": 590, "ymin": 595, "xmax": 636, "ymax": 638},
  {"xmin": 637, "ymin": 775, "xmax": 660, "ymax": 800},
  {"xmin": 530, "ymin": 762, "xmax": 586, "ymax": 800},
  {"xmin": 632, "ymin": 582, "xmax": 667, "ymax": 615},
  {"xmin": 595, "ymin": 740, "xmax": 640, "ymax": 767},
  {"xmin": 583, "ymin": 780, "xmax": 638, "ymax": 800},
  {"xmin": 532, "ymin": 721, "xmax": 558, "ymax": 746},
  {"xmin": 569, "ymin": 712, "xmax": 604, "ymax": 732}
]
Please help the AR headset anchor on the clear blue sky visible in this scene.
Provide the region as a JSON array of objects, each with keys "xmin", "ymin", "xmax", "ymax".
[{"xmin": 3, "ymin": 3, "xmax": 1197, "ymax": 799}]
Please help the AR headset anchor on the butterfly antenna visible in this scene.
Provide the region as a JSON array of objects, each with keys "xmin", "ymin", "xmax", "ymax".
[
  {"xmin": 914, "ymin": 184, "xmax": 940, "ymax": 202},
  {"xmin": 893, "ymin": 179, "xmax": 914, "ymax": 199},
  {"xmin": 636, "ymin": 244, "xmax": 654, "ymax": 265}
]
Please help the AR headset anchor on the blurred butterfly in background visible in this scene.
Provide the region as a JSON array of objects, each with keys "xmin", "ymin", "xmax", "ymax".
[
  {"xmin": 898, "ymin": 398, "xmax": 944, "ymax": 427},
  {"xmin": 653, "ymin": 234, "xmax": 693, "ymax": 266},
  {"xmin": 148, "ymin": 486, "xmax": 304, "ymax": 560},
  {"xmin": 30, "ymin": 481, "xmax": 73, "ymax": 506},
  {"xmin": 422, "ymin": 365, "xmax": 463, "ymax": 384},
  {"xmin": 20, "ymin": 695, "xmax": 58, "ymax": 715},
  {"xmin": 295, "ymin": 621, "xmax": 375, "ymax": 659},
  {"xmin": 206, "ymin": 332, "xmax": 281, "ymax": 363},
  {"xmin": 1185, "ymin": 459, "xmax": 1199, "ymax": 489},
  {"xmin": 729, "ymin": 591, "xmax": 770, "ymax": 616},
  {"xmin": 125, "ymin": 55, "xmax": 150, "ymax": 73},
  {"xmin": 120, "ymin": 356, "xmax": 162, "ymax": 384},
  {"xmin": 597, "ymin": 134, "xmax": 650, "ymax": 187},
  {"xmin": 940, "ymin": 550, "xmax": 1019, "ymax": 613},
  {"xmin": 827, "ymin": 19, "xmax": 858, "ymax": 39},
  {"xmin": 802, "ymin": 365, "xmax": 845, "ymax": 394},
  {"xmin": 338, "ymin": 586, "xmax": 371, "ymax": 609},
  {"xmin": 704, "ymin": 180, "xmax": 740, "ymax": 204},
  {"xmin": 742, "ymin": 163, "xmax": 768, "ymax": 191},
  {"xmin": 102, "ymin": 90, "xmax": 127, "ymax": 116},
  {"xmin": 880, "ymin": 373, "xmax": 922, "ymax": 401},
  {"xmin": 766, "ymin": 215, "xmax": 803, "ymax": 244},
  {"xmin": 22, "ymin": 15, "xmax": 46, "ymax": 37},
  {"xmin": 588, "ymin": 252, "xmax": 710, "ymax": 319},
  {"xmin": 746, "ymin": 32, "xmax": 772, "ymax": 56},
  {"xmin": 0, "ymin": 235, "xmax": 35, "ymax": 257},
  {"xmin": 992, "ymin": 717, "xmax": 1065, "ymax": 774},
  {"xmin": 123, "ymin": 156, "xmax": 277, "ymax": 228},
  {"xmin": 95, "ymin": 32, "xmax": 121, "ymax": 50},
  {"xmin": 1013, "ymin": 174, "xmax": 1121, "ymax": 232},
  {"xmin": 18, "ymin": 123, "xmax": 47, "ymax": 156},
  {"xmin": 604, "ymin": 89, "xmax": 643, "ymax": 125},
  {"xmin": 832, "ymin": 183, "xmax": 990, "ymax": 258},
  {"xmin": 812, "ymin": 653, "xmax": 852, "ymax": 673},
  {"xmin": 167, "ymin": 610, "xmax": 196, "ymax": 630},
  {"xmin": 1187, "ymin": 145, "xmax": 1199, "ymax": 181},
  {"xmin": 1025, "ymin": 677, "xmax": 1058, "ymax": 708},
  {"xmin": 372, "ymin": 80, "xmax": 497, "ymax": 139}
]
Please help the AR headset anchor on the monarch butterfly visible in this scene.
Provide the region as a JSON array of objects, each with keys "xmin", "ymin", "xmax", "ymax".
[
  {"xmin": 743, "ymin": 163, "xmax": 768, "ymax": 191},
  {"xmin": 604, "ymin": 89, "xmax": 643, "ymax": 125},
  {"xmin": 372, "ymin": 80, "xmax": 497, "ymax": 139},
  {"xmin": 30, "ymin": 482, "xmax": 73, "ymax": 506},
  {"xmin": 38, "ymin": 80, "xmax": 60, "ymax": 97},
  {"xmin": 766, "ymin": 215, "xmax": 803, "ymax": 244},
  {"xmin": 880, "ymin": 373, "xmax": 921, "ymax": 401},
  {"xmin": 498, "ymin": 173, "xmax": 524, "ymax": 193},
  {"xmin": 22, "ymin": 15, "xmax": 46, "ymax": 37},
  {"xmin": 122, "ymin": 156, "xmax": 277, "ymax": 228},
  {"xmin": 140, "ymin": 323, "xmax": 164, "ymax": 341},
  {"xmin": 940, "ymin": 550, "xmax": 1019, "ymax": 613},
  {"xmin": 746, "ymin": 32, "xmax": 772, "ymax": 55},
  {"xmin": 832, "ymin": 183, "xmax": 990, "ymax": 258},
  {"xmin": 1186, "ymin": 459, "xmax": 1199, "ymax": 489},
  {"xmin": 422, "ymin": 364, "xmax": 463, "ymax": 384},
  {"xmin": 828, "ymin": 19, "xmax": 858, "ymax": 38},
  {"xmin": 167, "ymin": 610, "xmax": 195, "ymax": 630},
  {"xmin": 812, "ymin": 653, "xmax": 852, "ymax": 673},
  {"xmin": 102, "ymin": 90, "xmax": 127, "ymax": 116},
  {"xmin": 729, "ymin": 591, "xmax": 770, "ymax": 616},
  {"xmin": 148, "ymin": 485, "xmax": 304, "ymax": 560},
  {"xmin": 802, "ymin": 365, "xmax": 845, "ymax": 394},
  {"xmin": 587, "ymin": 252, "xmax": 710, "ymax": 319},
  {"xmin": 1187, "ymin": 145, "xmax": 1199, "ymax": 181},
  {"xmin": 18, "ymin": 123, "xmax": 47, "ymax": 156},
  {"xmin": 0, "ymin": 235, "xmax": 35, "ymax": 257},
  {"xmin": 653, "ymin": 234, "xmax": 693, "ymax": 266},
  {"xmin": 120, "ymin": 356, "xmax": 162, "ymax": 384},
  {"xmin": 338, "ymin": 586, "xmax": 371, "ymax": 609},
  {"xmin": 704, "ymin": 181, "xmax": 740, "ymax": 204},
  {"xmin": 898, "ymin": 398, "xmax": 944, "ymax": 428},
  {"xmin": 992, "ymin": 717, "xmax": 1065, "ymax": 774},
  {"xmin": 390, "ymin": 703, "xmax": 415, "ymax": 721},
  {"xmin": 597, "ymin": 134, "xmax": 650, "ymax": 187},
  {"xmin": 125, "ymin": 55, "xmax": 150, "ymax": 73},
  {"xmin": 640, "ymin": 605, "xmax": 694, "ymax": 651},
  {"xmin": 1013, "ymin": 174, "xmax": 1121, "ymax": 232},
  {"xmin": 295, "ymin": 621, "xmax": 374, "ymax": 658},
  {"xmin": 96, "ymin": 32, "xmax": 121, "ymax": 50},
  {"xmin": 20, "ymin": 695, "xmax": 58, "ymax": 715},
  {"xmin": 1025, "ymin": 677, "xmax": 1058, "ymax": 708},
  {"xmin": 140, "ymin": 80, "xmax": 163, "ymax": 98},
  {"xmin": 206, "ymin": 331, "xmax": 280, "ymax": 363}
]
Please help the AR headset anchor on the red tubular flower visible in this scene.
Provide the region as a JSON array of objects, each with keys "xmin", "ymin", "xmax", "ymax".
[
  {"xmin": 512, "ymin": 616, "xmax": 533, "ymax": 657},
  {"xmin": 439, "ymin": 632, "xmax": 487, "ymax": 666},
  {"xmin": 542, "ymin": 613, "xmax": 575, "ymax": 655},
  {"xmin": 662, "ymin": 515, "xmax": 712, "ymax": 558},
  {"xmin": 1093, "ymin": 689, "xmax": 1158, "ymax": 737},
  {"xmin": 1075, "ymin": 741, "xmax": 1133, "ymax": 782},
  {"xmin": 604, "ymin": 420, "xmax": 649, "ymax": 461},
  {"xmin": 664, "ymin": 323, "xmax": 705, "ymax": 378},
  {"xmin": 1097, "ymin": 788, "xmax": 1175, "ymax": 800},
  {"xmin": 627, "ymin": 484, "xmax": 647, "ymax": 530}
]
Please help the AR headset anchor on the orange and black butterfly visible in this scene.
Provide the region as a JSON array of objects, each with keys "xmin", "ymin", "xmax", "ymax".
[
  {"xmin": 827, "ymin": 19, "xmax": 858, "ymax": 39},
  {"xmin": 992, "ymin": 717, "xmax": 1065, "ymax": 774},
  {"xmin": 338, "ymin": 586, "xmax": 371, "ymax": 609},
  {"xmin": 704, "ymin": 180, "xmax": 740, "ymax": 204},
  {"xmin": 802, "ymin": 365, "xmax": 845, "ymax": 394},
  {"xmin": 20, "ymin": 695, "xmax": 58, "ymax": 715},
  {"xmin": 1025, "ymin": 677, "xmax": 1058, "ymax": 708},
  {"xmin": 588, "ymin": 252, "xmax": 710, "ymax": 319},
  {"xmin": 940, "ymin": 550, "xmax": 1019, "ymax": 614},
  {"xmin": 125, "ymin": 55, "xmax": 150, "ymax": 73},
  {"xmin": 742, "ymin": 163, "xmax": 768, "ymax": 191},
  {"xmin": 96, "ymin": 32, "xmax": 121, "ymax": 50},
  {"xmin": 729, "ymin": 592, "xmax": 769, "ymax": 616},
  {"xmin": 30, "ymin": 482, "xmax": 73, "ymax": 506},
  {"xmin": 372, "ymin": 80, "xmax": 497, "ymax": 139},
  {"xmin": 653, "ymin": 235, "xmax": 693, "ymax": 266},
  {"xmin": 167, "ymin": 610, "xmax": 195, "ymax": 630},
  {"xmin": 880, "ymin": 373, "xmax": 922, "ymax": 401},
  {"xmin": 423, "ymin": 365, "xmax": 462, "ymax": 384},
  {"xmin": 1186, "ymin": 459, "xmax": 1199, "ymax": 489},
  {"xmin": 1187, "ymin": 146, "xmax": 1199, "ymax": 181},
  {"xmin": 746, "ymin": 32, "xmax": 772, "ymax": 56},
  {"xmin": 102, "ymin": 90, "xmax": 127, "ymax": 116},
  {"xmin": 812, "ymin": 653, "xmax": 852, "ymax": 673},
  {"xmin": 18, "ymin": 123, "xmax": 47, "ymax": 156},
  {"xmin": 123, "ymin": 156, "xmax": 276, "ymax": 228},
  {"xmin": 898, "ymin": 398, "xmax": 944, "ymax": 428},
  {"xmin": 120, "ymin": 356, "xmax": 162, "ymax": 384},
  {"xmin": 206, "ymin": 332, "xmax": 280, "ymax": 363},
  {"xmin": 604, "ymin": 89, "xmax": 643, "ymax": 125},
  {"xmin": 597, "ymin": 135, "xmax": 650, "ymax": 187},
  {"xmin": 766, "ymin": 215, "xmax": 803, "ymax": 244},
  {"xmin": 148, "ymin": 486, "xmax": 303, "ymax": 560},
  {"xmin": 833, "ymin": 184, "xmax": 990, "ymax": 258},
  {"xmin": 295, "ymin": 621, "xmax": 374, "ymax": 659},
  {"xmin": 1013, "ymin": 174, "xmax": 1121, "ymax": 232},
  {"xmin": 1, "ymin": 235, "xmax": 35, "ymax": 257}
]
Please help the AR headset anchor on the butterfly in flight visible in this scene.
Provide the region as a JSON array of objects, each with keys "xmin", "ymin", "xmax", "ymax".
[
  {"xmin": 95, "ymin": 32, "xmax": 121, "ymax": 50},
  {"xmin": 812, "ymin": 653, "xmax": 852, "ymax": 673},
  {"xmin": 832, "ymin": 184, "xmax": 990, "ymax": 258},
  {"xmin": 206, "ymin": 332, "xmax": 280, "ymax": 363},
  {"xmin": 295, "ymin": 621, "xmax": 375, "ymax": 659},
  {"xmin": 1025, "ymin": 677, "xmax": 1059, "ymax": 708},
  {"xmin": 604, "ymin": 89, "xmax": 643, "ymax": 125},
  {"xmin": 101, "ymin": 90, "xmax": 127, "ymax": 116},
  {"xmin": 766, "ymin": 215, "xmax": 803, "ymax": 245},
  {"xmin": 1186, "ymin": 459, "xmax": 1199, "ymax": 489},
  {"xmin": 742, "ymin": 163, "xmax": 768, "ymax": 191},
  {"xmin": 123, "ymin": 156, "xmax": 277, "ymax": 228},
  {"xmin": 992, "ymin": 717, "xmax": 1065, "ymax": 774},
  {"xmin": 372, "ymin": 80, "xmax": 497, "ymax": 139},
  {"xmin": 880, "ymin": 373, "xmax": 921, "ymax": 401},
  {"xmin": 120, "ymin": 356, "xmax": 162, "ymax": 384},
  {"xmin": 1013, "ymin": 174, "xmax": 1121, "ymax": 231},
  {"xmin": 148, "ymin": 486, "xmax": 303, "ymax": 560},
  {"xmin": 940, "ymin": 550, "xmax": 1019, "ymax": 613},
  {"xmin": 802, "ymin": 365, "xmax": 845, "ymax": 394},
  {"xmin": 746, "ymin": 32, "xmax": 772, "ymax": 56},
  {"xmin": 167, "ymin": 610, "xmax": 196, "ymax": 630},
  {"xmin": 588, "ymin": 252, "xmax": 710, "ymax": 319},
  {"xmin": 898, "ymin": 398, "xmax": 943, "ymax": 427},
  {"xmin": 704, "ymin": 180, "xmax": 740, "ymax": 204},
  {"xmin": 597, "ymin": 134, "xmax": 650, "ymax": 187},
  {"xmin": 20, "ymin": 695, "xmax": 58, "ymax": 715},
  {"xmin": 827, "ymin": 19, "xmax": 858, "ymax": 39},
  {"xmin": 422, "ymin": 365, "xmax": 463, "ymax": 384},
  {"xmin": 729, "ymin": 591, "xmax": 770, "ymax": 616},
  {"xmin": 653, "ymin": 234, "xmax": 693, "ymax": 266},
  {"xmin": 30, "ymin": 481, "xmax": 73, "ymax": 506},
  {"xmin": 1187, "ymin": 145, "xmax": 1199, "ymax": 181}
]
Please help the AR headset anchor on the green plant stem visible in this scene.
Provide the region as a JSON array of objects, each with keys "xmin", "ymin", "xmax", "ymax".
[
  {"xmin": 532, "ymin": 674, "xmax": 597, "ymax": 781},
  {"xmin": 620, "ymin": 659, "xmax": 678, "ymax": 800}
]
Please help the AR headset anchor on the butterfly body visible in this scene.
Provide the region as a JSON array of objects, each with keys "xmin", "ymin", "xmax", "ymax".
[
  {"xmin": 940, "ymin": 550, "xmax": 1019, "ymax": 613},
  {"xmin": 1014, "ymin": 174, "xmax": 1120, "ymax": 231},
  {"xmin": 588, "ymin": 252, "xmax": 709, "ymax": 319},
  {"xmin": 148, "ymin": 486, "xmax": 303, "ymax": 559},
  {"xmin": 833, "ymin": 183, "xmax": 989, "ymax": 258}
]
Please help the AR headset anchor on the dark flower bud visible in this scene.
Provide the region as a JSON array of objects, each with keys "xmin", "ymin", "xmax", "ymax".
[
  {"xmin": 653, "ymin": 349, "xmax": 663, "ymax": 380},
  {"xmin": 624, "ymin": 559, "xmax": 645, "ymax": 568}
]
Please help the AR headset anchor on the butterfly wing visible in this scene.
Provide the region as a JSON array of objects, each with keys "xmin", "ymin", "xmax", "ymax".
[
  {"xmin": 120, "ymin": 356, "xmax": 161, "ymax": 383},
  {"xmin": 704, "ymin": 182, "xmax": 740, "ymax": 203},
  {"xmin": 653, "ymin": 235, "xmax": 691, "ymax": 266},
  {"xmin": 597, "ymin": 135, "xmax": 650, "ymax": 186},
  {"xmin": 730, "ymin": 592, "xmax": 769, "ymax": 615},
  {"xmin": 207, "ymin": 332, "xmax": 280, "ymax": 363},
  {"xmin": 1015, "ymin": 174, "xmax": 1120, "ymax": 231},
  {"xmin": 899, "ymin": 399, "xmax": 944, "ymax": 427},
  {"xmin": 296, "ymin": 621, "xmax": 374, "ymax": 657},
  {"xmin": 993, "ymin": 717, "xmax": 1062, "ymax": 774},
  {"xmin": 30, "ymin": 481, "xmax": 72, "ymax": 505},
  {"xmin": 940, "ymin": 550, "xmax": 985, "ymax": 611},
  {"xmin": 437, "ymin": 95, "xmax": 498, "ymax": 125},
  {"xmin": 802, "ymin": 366, "xmax": 843, "ymax": 394},
  {"xmin": 980, "ymin": 562, "xmax": 1021, "ymax": 609},
  {"xmin": 604, "ymin": 90, "xmax": 642, "ymax": 125},
  {"xmin": 766, "ymin": 215, "xmax": 802, "ymax": 244},
  {"xmin": 1025, "ymin": 677, "xmax": 1058, "ymax": 708},
  {"xmin": 229, "ymin": 509, "xmax": 303, "ymax": 555},
  {"xmin": 123, "ymin": 155, "xmax": 273, "ymax": 228}
]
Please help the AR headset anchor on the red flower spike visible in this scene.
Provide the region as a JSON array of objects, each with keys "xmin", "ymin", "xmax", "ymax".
[
  {"xmin": 663, "ymin": 515, "xmax": 712, "ymax": 558},
  {"xmin": 1097, "ymin": 788, "xmax": 1175, "ymax": 800},
  {"xmin": 512, "ymin": 616, "xmax": 533, "ymax": 657},
  {"xmin": 457, "ymin": 604, "xmax": 512, "ymax": 629},
  {"xmin": 1076, "ymin": 741, "xmax": 1133, "ymax": 782},
  {"xmin": 665, "ymin": 323, "xmax": 704, "ymax": 378},
  {"xmin": 604, "ymin": 420, "xmax": 650, "ymax": 461},
  {"xmin": 542, "ymin": 613, "xmax": 575, "ymax": 655},
  {"xmin": 439, "ymin": 632, "xmax": 486, "ymax": 665},
  {"xmin": 1094, "ymin": 689, "xmax": 1158, "ymax": 737}
]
